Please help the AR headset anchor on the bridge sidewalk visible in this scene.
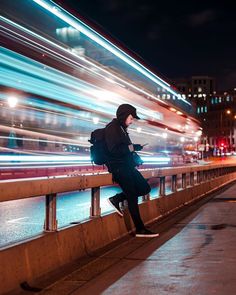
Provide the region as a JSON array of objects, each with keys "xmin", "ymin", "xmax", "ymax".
[{"xmin": 38, "ymin": 183, "xmax": 236, "ymax": 295}]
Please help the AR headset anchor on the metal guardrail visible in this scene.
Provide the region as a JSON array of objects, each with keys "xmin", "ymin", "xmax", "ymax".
[{"xmin": 0, "ymin": 163, "xmax": 235, "ymax": 232}]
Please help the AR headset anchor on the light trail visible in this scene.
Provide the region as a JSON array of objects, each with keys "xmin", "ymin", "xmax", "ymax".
[
  {"xmin": 0, "ymin": 47, "xmax": 164, "ymax": 121},
  {"xmin": 32, "ymin": 0, "xmax": 190, "ymax": 105},
  {"xmin": 0, "ymin": 5, "xmax": 200, "ymax": 163},
  {"xmin": 0, "ymin": 155, "xmax": 170, "ymax": 166},
  {"xmin": 0, "ymin": 125, "xmax": 89, "ymax": 146},
  {"xmin": 0, "ymin": 136, "xmax": 88, "ymax": 147},
  {"xmin": 1, "ymin": 15, "xmax": 190, "ymax": 108}
]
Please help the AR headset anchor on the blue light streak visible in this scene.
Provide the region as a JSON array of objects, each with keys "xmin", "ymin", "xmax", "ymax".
[
  {"xmin": 142, "ymin": 156, "xmax": 171, "ymax": 163},
  {"xmin": 0, "ymin": 47, "xmax": 165, "ymax": 122},
  {"xmin": 0, "ymin": 136, "xmax": 88, "ymax": 147},
  {"xmin": 32, "ymin": 0, "xmax": 190, "ymax": 105},
  {"xmin": 0, "ymin": 155, "xmax": 90, "ymax": 162},
  {"xmin": 1, "ymin": 15, "xmax": 186, "ymax": 108},
  {"xmin": 0, "ymin": 154, "xmax": 170, "ymax": 166}
]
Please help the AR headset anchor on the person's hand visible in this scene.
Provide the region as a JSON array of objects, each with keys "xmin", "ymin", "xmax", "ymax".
[{"xmin": 133, "ymin": 144, "xmax": 143, "ymax": 151}]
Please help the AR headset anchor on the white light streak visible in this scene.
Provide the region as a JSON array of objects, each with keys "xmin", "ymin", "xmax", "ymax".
[
  {"xmin": 31, "ymin": 0, "xmax": 190, "ymax": 105},
  {"xmin": 93, "ymin": 117, "xmax": 100, "ymax": 124},
  {"xmin": 7, "ymin": 95, "xmax": 18, "ymax": 108},
  {"xmin": 136, "ymin": 127, "xmax": 142, "ymax": 133}
]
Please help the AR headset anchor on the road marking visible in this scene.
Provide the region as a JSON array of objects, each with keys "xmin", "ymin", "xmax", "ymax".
[
  {"xmin": 7, "ymin": 217, "xmax": 28, "ymax": 223},
  {"xmin": 76, "ymin": 202, "xmax": 90, "ymax": 207}
]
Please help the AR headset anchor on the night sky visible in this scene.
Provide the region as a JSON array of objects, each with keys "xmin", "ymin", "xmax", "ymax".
[{"xmin": 58, "ymin": 0, "xmax": 236, "ymax": 91}]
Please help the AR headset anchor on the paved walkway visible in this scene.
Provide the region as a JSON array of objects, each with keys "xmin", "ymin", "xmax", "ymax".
[{"xmin": 39, "ymin": 183, "xmax": 236, "ymax": 295}]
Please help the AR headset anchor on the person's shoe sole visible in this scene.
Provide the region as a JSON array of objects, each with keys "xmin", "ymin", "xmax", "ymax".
[
  {"xmin": 107, "ymin": 199, "xmax": 123, "ymax": 217},
  {"xmin": 135, "ymin": 233, "xmax": 159, "ymax": 238}
]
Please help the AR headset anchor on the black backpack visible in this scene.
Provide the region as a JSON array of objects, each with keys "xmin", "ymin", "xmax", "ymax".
[{"xmin": 88, "ymin": 128, "xmax": 108, "ymax": 165}]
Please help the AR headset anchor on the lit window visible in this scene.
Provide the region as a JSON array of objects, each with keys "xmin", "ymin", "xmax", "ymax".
[
  {"xmin": 205, "ymin": 106, "xmax": 207, "ymax": 113},
  {"xmin": 198, "ymin": 87, "xmax": 202, "ymax": 92}
]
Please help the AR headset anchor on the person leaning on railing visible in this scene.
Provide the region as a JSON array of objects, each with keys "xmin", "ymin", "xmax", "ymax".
[{"xmin": 105, "ymin": 104, "xmax": 159, "ymax": 238}]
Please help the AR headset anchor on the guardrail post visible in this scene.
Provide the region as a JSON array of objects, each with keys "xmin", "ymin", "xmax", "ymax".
[
  {"xmin": 44, "ymin": 193, "xmax": 57, "ymax": 232},
  {"xmin": 171, "ymin": 175, "xmax": 177, "ymax": 192},
  {"xmin": 203, "ymin": 170, "xmax": 207, "ymax": 181},
  {"xmin": 197, "ymin": 171, "xmax": 201, "ymax": 183},
  {"xmin": 190, "ymin": 172, "xmax": 194, "ymax": 186},
  {"xmin": 211, "ymin": 169, "xmax": 214, "ymax": 179},
  {"xmin": 142, "ymin": 193, "xmax": 150, "ymax": 202},
  {"xmin": 182, "ymin": 173, "xmax": 186, "ymax": 189},
  {"xmin": 201, "ymin": 170, "xmax": 204, "ymax": 181},
  {"xmin": 209, "ymin": 170, "xmax": 212, "ymax": 180},
  {"xmin": 90, "ymin": 187, "xmax": 101, "ymax": 217},
  {"xmin": 159, "ymin": 176, "xmax": 166, "ymax": 196},
  {"xmin": 207, "ymin": 170, "xmax": 210, "ymax": 180},
  {"xmin": 212, "ymin": 169, "xmax": 215, "ymax": 179}
]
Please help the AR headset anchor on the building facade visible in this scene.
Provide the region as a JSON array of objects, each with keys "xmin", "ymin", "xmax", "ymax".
[{"xmin": 174, "ymin": 76, "xmax": 236, "ymax": 155}]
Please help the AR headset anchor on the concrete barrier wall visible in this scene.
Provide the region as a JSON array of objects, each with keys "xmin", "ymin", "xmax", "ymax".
[{"xmin": 1, "ymin": 172, "xmax": 236, "ymax": 295}]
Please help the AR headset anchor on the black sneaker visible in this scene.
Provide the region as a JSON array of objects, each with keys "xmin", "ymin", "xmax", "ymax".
[
  {"xmin": 135, "ymin": 228, "xmax": 159, "ymax": 238},
  {"xmin": 108, "ymin": 196, "xmax": 123, "ymax": 217}
]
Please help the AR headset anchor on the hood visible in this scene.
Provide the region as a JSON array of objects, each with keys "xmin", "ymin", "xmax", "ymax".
[{"xmin": 116, "ymin": 104, "xmax": 140, "ymax": 127}]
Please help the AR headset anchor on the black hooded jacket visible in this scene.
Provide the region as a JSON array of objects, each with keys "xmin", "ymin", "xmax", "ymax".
[{"xmin": 105, "ymin": 105, "xmax": 137, "ymax": 170}]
